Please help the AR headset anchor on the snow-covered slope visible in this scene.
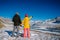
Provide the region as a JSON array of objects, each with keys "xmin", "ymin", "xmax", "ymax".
[
  {"xmin": 0, "ymin": 17, "xmax": 60, "ymax": 40},
  {"xmin": 30, "ymin": 17, "xmax": 60, "ymax": 29}
]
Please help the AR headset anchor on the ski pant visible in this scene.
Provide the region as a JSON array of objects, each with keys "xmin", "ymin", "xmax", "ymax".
[
  {"xmin": 24, "ymin": 28, "xmax": 30, "ymax": 38},
  {"xmin": 12, "ymin": 26, "xmax": 20, "ymax": 37}
]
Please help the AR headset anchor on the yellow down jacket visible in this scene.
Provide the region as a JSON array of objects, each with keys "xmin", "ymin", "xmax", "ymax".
[{"xmin": 22, "ymin": 16, "xmax": 32, "ymax": 28}]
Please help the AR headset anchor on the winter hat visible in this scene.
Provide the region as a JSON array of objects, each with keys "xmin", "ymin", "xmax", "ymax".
[
  {"xmin": 16, "ymin": 12, "xmax": 19, "ymax": 15},
  {"xmin": 25, "ymin": 14, "xmax": 28, "ymax": 17}
]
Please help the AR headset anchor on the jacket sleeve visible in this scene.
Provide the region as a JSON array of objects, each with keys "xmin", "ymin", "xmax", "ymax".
[
  {"xmin": 19, "ymin": 18, "xmax": 22, "ymax": 24},
  {"xmin": 12, "ymin": 16, "xmax": 15, "ymax": 22},
  {"xmin": 29, "ymin": 16, "xmax": 32, "ymax": 20},
  {"xmin": 22, "ymin": 19, "xmax": 25, "ymax": 25}
]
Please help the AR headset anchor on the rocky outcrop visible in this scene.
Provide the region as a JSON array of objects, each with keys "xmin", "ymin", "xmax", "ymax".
[
  {"xmin": 55, "ymin": 17, "xmax": 60, "ymax": 21},
  {"xmin": 0, "ymin": 22, "xmax": 4, "ymax": 28},
  {"xmin": 0, "ymin": 17, "xmax": 13, "ymax": 27}
]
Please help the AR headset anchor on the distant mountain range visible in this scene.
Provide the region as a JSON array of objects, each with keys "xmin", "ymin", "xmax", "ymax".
[
  {"xmin": 54, "ymin": 17, "xmax": 60, "ymax": 23},
  {"xmin": 0, "ymin": 17, "xmax": 60, "ymax": 29},
  {"xmin": 0, "ymin": 17, "xmax": 13, "ymax": 27},
  {"xmin": 30, "ymin": 17, "xmax": 60, "ymax": 29}
]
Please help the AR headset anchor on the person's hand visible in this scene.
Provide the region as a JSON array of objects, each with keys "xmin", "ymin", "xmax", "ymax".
[
  {"xmin": 29, "ymin": 16, "xmax": 33, "ymax": 20},
  {"xmin": 20, "ymin": 24, "xmax": 22, "ymax": 26},
  {"xmin": 30, "ymin": 16, "xmax": 33, "ymax": 18}
]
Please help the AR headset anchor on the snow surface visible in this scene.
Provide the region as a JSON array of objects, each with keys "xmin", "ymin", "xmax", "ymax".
[
  {"xmin": 0, "ymin": 26, "xmax": 60, "ymax": 40},
  {"xmin": 0, "ymin": 26, "xmax": 40, "ymax": 40},
  {"xmin": 0, "ymin": 17, "xmax": 60, "ymax": 40}
]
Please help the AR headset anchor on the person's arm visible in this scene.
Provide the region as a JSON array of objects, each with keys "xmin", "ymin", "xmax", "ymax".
[
  {"xmin": 29, "ymin": 16, "xmax": 32, "ymax": 20},
  {"xmin": 20, "ymin": 19, "xmax": 24, "ymax": 26},
  {"xmin": 12, "ymin": 16, "xmax": 14, "ymax": 22},
  {"xmin": 19, "ymin": 17, "xmax": 22, "ymax": 24},
  {"xmin": 22, "ymin": 20, "xmax": 24, "ymax": 25}
]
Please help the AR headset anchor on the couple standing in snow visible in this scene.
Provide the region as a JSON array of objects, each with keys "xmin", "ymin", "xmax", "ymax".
[{"xmin": 12, "ymin": 12, "xmax": 32, "ymax": 39}]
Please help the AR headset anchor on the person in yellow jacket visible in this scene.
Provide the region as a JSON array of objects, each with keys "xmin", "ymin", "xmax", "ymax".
[{"xmin": 22, "ymin": 14, "xmax": 32, "ymax": 38}]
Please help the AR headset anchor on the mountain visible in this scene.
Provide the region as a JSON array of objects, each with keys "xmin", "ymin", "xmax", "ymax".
[
  {"xmin": 54, "ymin": 17, "xmax": 60, "ymax": 23},
  {"xmin": 0, "ymin": 17, "xmax": 5, "ymax": 28},
  {"xmin": 0, "ymin": 17, "xmax": 13, "ymax": 30},
  {"xmin": 0, "ymin": 22, "xmax": 4, "ymax": 28},
  {"xmin": 0, "ymin": 17, "xmax": 13, "ymax": 25},
  {"xmin": 0, "ymin": 16, "xmax": 60, "ymax": 29},
  {"xmin": 30, "ymin": 17, "xmax": 60, "ymax": 29}
]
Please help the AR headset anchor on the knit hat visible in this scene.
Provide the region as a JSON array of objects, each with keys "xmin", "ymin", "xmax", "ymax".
[
  {"xmin": 16, "ymin": 12, "xmax": 19, "ymax": 15},
  {"xmin": 25, "ymin": 14, "xmax": 28, "ymax": 17}
]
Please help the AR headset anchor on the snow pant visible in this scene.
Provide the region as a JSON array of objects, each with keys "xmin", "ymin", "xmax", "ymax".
[
  {"xmin": 12, "ymin": 26, "xmax": 20, "ymax": 37},
  {"xmin": 24, "ymin": 28, "xmax": 30, "ymax": 38}
]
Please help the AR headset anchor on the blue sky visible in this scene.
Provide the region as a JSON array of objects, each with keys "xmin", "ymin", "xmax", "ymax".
[{"xmin": 0, "ymin": 0, "xmax": 60, "ymax": 20}]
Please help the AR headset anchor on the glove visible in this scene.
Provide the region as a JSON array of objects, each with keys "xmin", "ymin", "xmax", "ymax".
[{"xmin": 20, "ymin": 24, "xmax": 22, "ymax": 26}]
